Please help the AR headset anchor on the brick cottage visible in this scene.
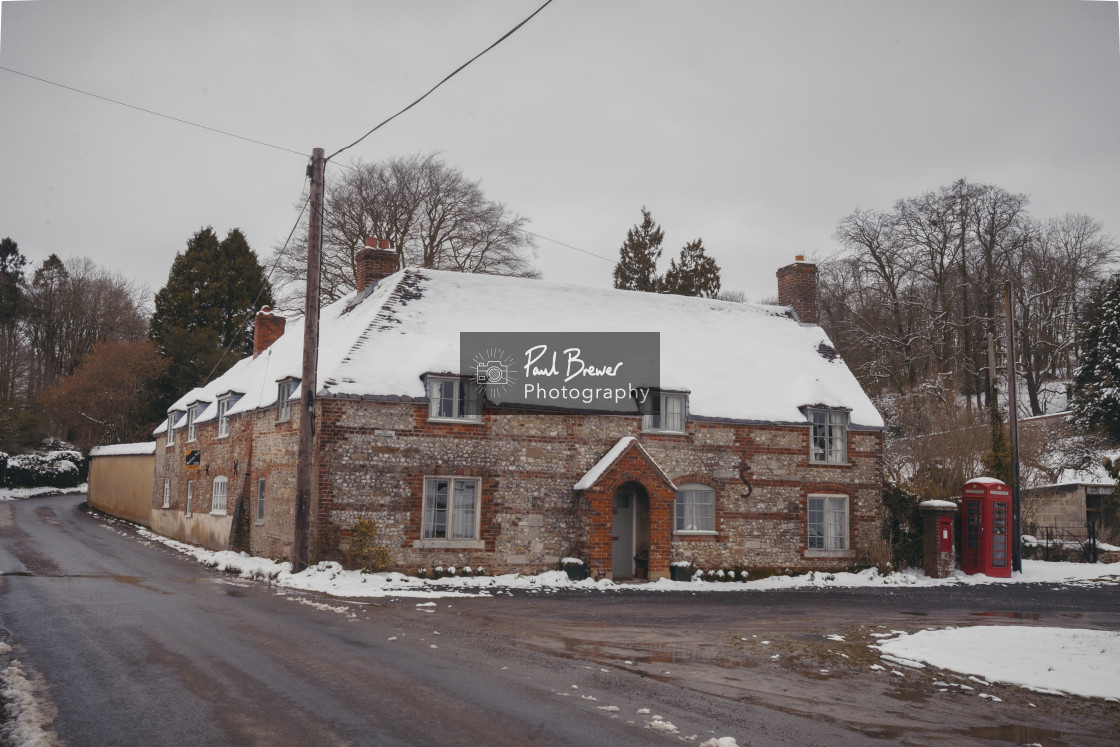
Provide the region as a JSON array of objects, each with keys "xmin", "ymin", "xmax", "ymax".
[{"xmin": 151, "ymin": 243, "xmax": 884, "ymax": 580}]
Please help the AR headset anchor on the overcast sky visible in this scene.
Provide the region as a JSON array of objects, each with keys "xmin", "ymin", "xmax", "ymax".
[{"xmin": 1, "ymin": 0, "xmax": 1118, "ymax": 306}]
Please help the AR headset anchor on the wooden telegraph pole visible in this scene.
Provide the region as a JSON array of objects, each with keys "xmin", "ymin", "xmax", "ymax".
[
  {"xmin": 293, "ymin": 147, "xmax": 324, "ymax": 572},
  {"xmin": 1004, "ymin": 280, "xmax": 1022, "ymax": 573}
]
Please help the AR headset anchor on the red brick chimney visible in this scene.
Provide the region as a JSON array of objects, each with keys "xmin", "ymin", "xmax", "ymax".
[
  {"xmin": 776, "ymin": 256, "xmax": 818, "ymax": 325},
  {"xmin": 253, "ymin": 306, "xmax": 286, "ymax": 357},
  {"xmin": 355, "ymin": 238, "xmax": 400, "ymax": 293}
]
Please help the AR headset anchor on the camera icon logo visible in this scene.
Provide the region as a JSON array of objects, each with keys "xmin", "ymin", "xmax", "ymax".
[{"xmin": 476, "ymin": 360, "xmax": 510, "ymax": 385}]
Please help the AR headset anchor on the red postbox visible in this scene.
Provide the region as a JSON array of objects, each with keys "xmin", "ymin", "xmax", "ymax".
[{"xmin": 960, "ymin": 477, "xmax": 1013, "ymax": 578}]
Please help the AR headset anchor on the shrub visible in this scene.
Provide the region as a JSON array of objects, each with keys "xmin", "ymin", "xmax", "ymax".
[
  {"xmin": 881, "ymin": 480, "xmax": 924, "ymax": 570},
  {"xmin": 345, "ymin": 518, "xmax": 392, "ymax": 572},
  {"xmin": 1, "ymin": 445, "xmax": 85, "ymax": 488}
]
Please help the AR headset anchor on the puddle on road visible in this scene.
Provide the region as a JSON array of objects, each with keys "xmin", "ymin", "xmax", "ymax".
[
  {"xmin": 961, "ymin": 724, "xmax": 1071, "ymax": 745},
  {"xmin": 884, "ymin": 686, "xmax": 929, "ymax": 704},
  {"xmin": 970, "ymin": 611, "xmax": 1042, "ymax": 621}
]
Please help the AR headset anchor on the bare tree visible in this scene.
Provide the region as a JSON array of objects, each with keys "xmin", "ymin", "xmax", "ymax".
[
  {"xmin": 822, "ymin": 180, "xmax": 1115, "ymax": 414},
  {"xmin": 272, "ymin": 153, "xmax": 538, "ymax": 311}
]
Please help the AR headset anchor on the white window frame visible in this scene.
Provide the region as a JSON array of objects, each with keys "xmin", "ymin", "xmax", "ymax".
[
  {"xmin": 166, "ymin": 412, "xmax": 178, "ymax": 446},
  {"xmin": 186, "ymin": 480, "xmax": 193, "ymax": 516},
  {"xmin": 162, "ymin": 478, "xmax": 170, "ymax": 509},
  {"xmin": 256, "ymin": 477, "xmax": 266, "ymax": 523},
  {"xmin": 426, "ymin": 377, "xmax": 482, "ymax": 423},
  {"xmin": 217, "ymin": 396, "xmax": 230, "ymax": 438},
  {"xmin": 642, "ymin": 392, "xmax": 686, "ymax": 433},
  {"xmin": 674, "ymin": 483, "xmax": 716, "ymax": 534},
  {"xmin": 807, "ymin": 494, "xmax": 849, "ymax": 553},
  {"xmin": 808, "ymin": 408, "xmax": 848, "ymax": 465},
  {"xmin": 418, "ymin": 476, "xmax": 482, "ymax": 548},
  {"xmin": 211, "ymin": 476, "xmax": 228, "ymax": 515},
  {"xmin": 277, "ymin": 379, "xmax": 295, "ymax": 422},
  {"xmin": 186, "ymin": 404, "xmax": 198, "ymax": 442}
]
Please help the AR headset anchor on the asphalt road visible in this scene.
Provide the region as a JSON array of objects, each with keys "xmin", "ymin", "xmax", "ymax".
[{"xmin": 1, "ymin": 494, "xmax": 1118, "ymax": 746}]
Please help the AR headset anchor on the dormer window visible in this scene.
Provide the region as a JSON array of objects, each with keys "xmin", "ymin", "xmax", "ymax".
[
  {"xmin": 641, "ymin": 392, "xmax": 686, "ymax": 433},
  {"xmin": 217, "ymin": 396, "xmax": 231, "ymax": 437},
  {"xmin": 427, "ymin": 376, "xmax": 482, "ymax": 422},
  {"xmin": 277, "ymin": 379, "xmax": 298, "ymax": 422},
  {"xmin": 808, "ymin": 408, "xmax": 848, "ymax": 464},
  {"xmin": 186, "ymin": 404, "xmax": 198, "ymax": 442},
  {"xmin": 166, "ymin": 411, "xmax": 180, "ymax": 446}
]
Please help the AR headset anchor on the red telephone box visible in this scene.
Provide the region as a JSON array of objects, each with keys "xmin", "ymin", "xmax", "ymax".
[{"xmin": 960, "ymin": 477, "xmax": 1013, "ymax": 578}]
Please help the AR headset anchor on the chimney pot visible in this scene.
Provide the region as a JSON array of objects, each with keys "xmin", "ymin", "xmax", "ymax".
[
  {"xmin": 379, "ymin": 238, "xmax": 391, "ymax": 250},
  {"xmin": 364, "ymin": 237, "xmax": 379, "ymax": 248},
  {"xmin": 795, "ymin": 254, "xmax": 805, "ymax": 262}
]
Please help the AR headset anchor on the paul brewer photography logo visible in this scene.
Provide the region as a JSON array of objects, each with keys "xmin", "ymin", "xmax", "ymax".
[{"xmin": 461, "ymin": 332, "xmax": 659, "ymax": 412}]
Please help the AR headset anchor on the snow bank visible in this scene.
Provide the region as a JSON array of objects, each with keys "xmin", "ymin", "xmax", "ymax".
[
  {"xmin": 0, "ymin": 484, "xmax": 87, "ymax": 502},
  {"xmin": 0, "ymin": 642, "xmax": 61, "ymax": 746},
  {"xmin": 875, "ymin": 626, "xmax": 1120, "ymax": 700},
  {"xmin": 109, "ymin": 517, "xmax": 1120, "ymax": 600}
]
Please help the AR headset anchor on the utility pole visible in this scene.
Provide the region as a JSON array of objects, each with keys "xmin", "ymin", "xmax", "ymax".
[
  {"xmin": 1004, "ymin": 281, "xmax": 1022, "ymax": 573},
  {"xmin": 293, "ymin": 147, "xmax": 324, "ymax": 572}
]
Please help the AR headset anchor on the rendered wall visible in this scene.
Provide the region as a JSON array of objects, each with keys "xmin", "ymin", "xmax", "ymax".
[{"xmin": 88, "ymin": 454, "xmax": 155, "ymax": 527}]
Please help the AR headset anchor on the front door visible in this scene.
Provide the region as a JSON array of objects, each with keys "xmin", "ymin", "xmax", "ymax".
[{"xmin": 612, "ymin": 488, "xmax": 635, "ymax": 577}]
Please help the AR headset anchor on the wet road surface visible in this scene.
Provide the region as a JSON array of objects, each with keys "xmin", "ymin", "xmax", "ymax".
[{"xmin": 1, "ymin": 494, "xmax": 1118, "ymax": 746}]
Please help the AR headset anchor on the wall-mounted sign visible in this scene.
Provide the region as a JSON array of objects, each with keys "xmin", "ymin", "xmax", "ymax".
[{"xmin": 185, "ymin": 450, "xmax": 201, "ymax": 471}]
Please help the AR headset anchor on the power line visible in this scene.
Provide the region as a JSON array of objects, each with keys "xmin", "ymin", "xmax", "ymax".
[
  {"xmin": 0, "ymin": 65, "xmax": 308, "ymax": 158},
  {"xmin": 201, "ymin": 187, "xmax": 312, "ymax": 383},
  {"xmin": 527, "ymin": 231, "xmax": 617, "ymax": 265},
  {"xmin": 326, "ymin": 0, "xmax": 554, "ymax": 162}
]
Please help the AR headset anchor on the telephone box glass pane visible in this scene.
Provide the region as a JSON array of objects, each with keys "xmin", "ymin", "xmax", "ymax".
[
  {"xmin": 963, "ymin": 500, "xmax": 982, "ymax": 568},
  {"xmin": 991, "ymin": 501, "xmax": 1008, "ymax": 567}
]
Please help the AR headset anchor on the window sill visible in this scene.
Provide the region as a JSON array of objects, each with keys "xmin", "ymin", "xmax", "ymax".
[
  {"xmin": 217, "ymin": 433, "xmax": 229, "ymax": 439},
  {"xmin": 642, "ymin": 429, "xmax": 687, "ymax": 435},
  {"xmin": 804, "ymin": 549, "xmax": 854, "ymax": 559},
  {"xmin": 674, "ymin": 530, "xmax": 717, "ymax": 537},
  {"xmin": 809, "ymin": 461, "xmax": 851, "ymax": 468},
  {"xmin": 413, "ymin": 539, "xmax": 484, "ymax": 550},
  {"xmin": 209, "ymin": 510, "xmax": 227, "ymax": 516},
  {"xmin": 254, "ymin": 520, "xmax": 265, "ymax": 526},
  {"xmin": 426, "ymin": 417, "xmax": 483, "ymax": 425}
]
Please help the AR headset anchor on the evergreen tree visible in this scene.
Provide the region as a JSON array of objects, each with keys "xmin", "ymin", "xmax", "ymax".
[
  {"xmin": 150, "ymin": 227, "xmax": 274, "ymax": 407},
  {"xmin": 0, "ymin": 237, "xmax": 26, "ymax": 325},
  {"xmin": 613, "ymin": 208, "xmax": 664, "ymax": 292},
  {"xmin": 662, "ymin": 238, "xmax": 722, "ymax": 298},
  {"xmin": 1071, "ymin": 276, "xmax": 1120, "ymax": 441}
]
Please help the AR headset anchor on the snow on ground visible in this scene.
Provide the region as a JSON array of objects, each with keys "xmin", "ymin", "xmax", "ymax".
[
  {"xmin": 0, "ymin": 642, "xmax": 61, "ymax": 746},
  {"xmin": 874, "ymin": 627, "xmax": 1120, "ymax": 700},
  {"xmin": 0, "ymin": 484, "xmax": 87, "ymax": 502},
  {"xmin": 93, "ymin": 516, "xmax": 1120, "ymax": 600}
]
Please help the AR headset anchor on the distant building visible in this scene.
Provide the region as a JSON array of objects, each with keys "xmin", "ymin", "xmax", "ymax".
[{"xmin": 151, "ymin": 243, "xmax": 884, "ymax": 580}]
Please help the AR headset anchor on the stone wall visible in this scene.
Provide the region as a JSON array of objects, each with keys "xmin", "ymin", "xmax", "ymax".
[
  {"xmin": 313, "ymin": 397, "xmax": 883, "ymax": 576},
  {"xmin": 152, "ymin": 403, "xmax": 299, "ymax": 558}
]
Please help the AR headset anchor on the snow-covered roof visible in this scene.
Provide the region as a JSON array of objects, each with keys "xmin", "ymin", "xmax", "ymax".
[
  {"xmin": 155, "ymin": 268, "xmax": 883, "ymax": 433},
  {"xmin": 919, "ymin": 499, "xmax": 958, "ymax": 510},
  {"xmin": 90, "ymin": 442, "xmax": 156, "ymax": 457}
]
